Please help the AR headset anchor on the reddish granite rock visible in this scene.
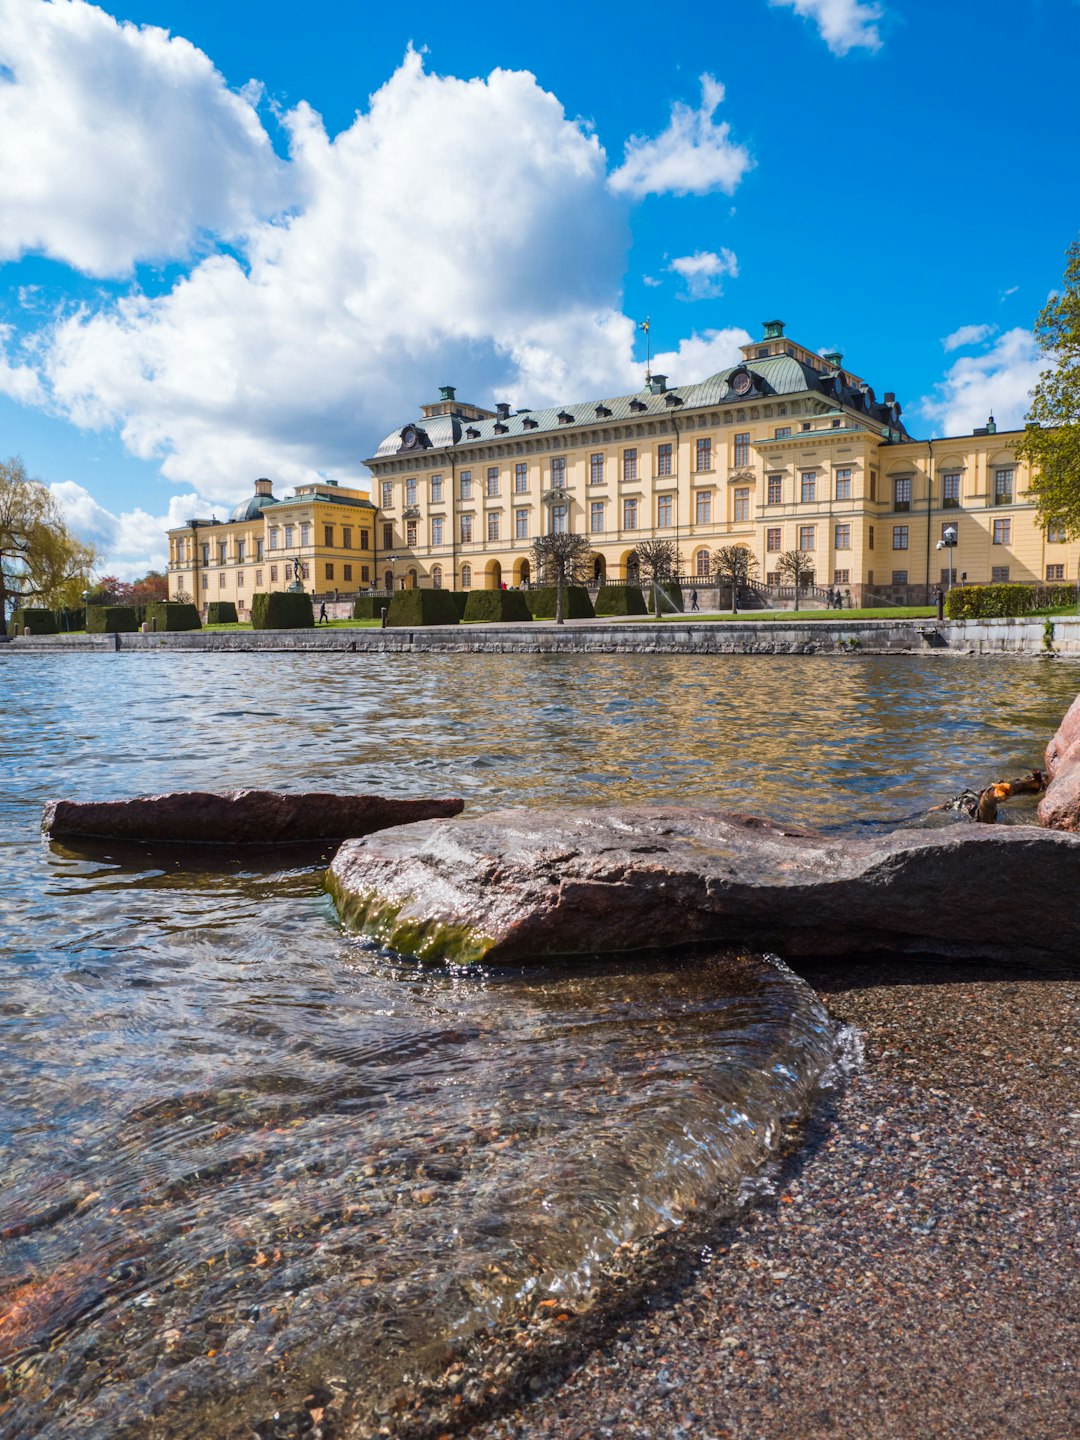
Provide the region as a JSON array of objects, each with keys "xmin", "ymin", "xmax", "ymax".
[
  {"xmin": 326, "ymin": 805, "xmax": 1080, "ymax": 966},
  {"xmin": 1038, "ymin": 751, "xmax": 1080, "ymax": 830},
  {"xmin": 42, "ymin": 790, "xmax": 464, "ymax": 845},
  {"xmin": 1044, "ymin": 690, "xmax": 1080, "ymax": 776}
]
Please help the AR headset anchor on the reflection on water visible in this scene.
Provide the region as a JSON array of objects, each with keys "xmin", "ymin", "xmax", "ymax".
[{"xmin": 1, "ymin": 653, "xmax": 1075, "ymax": 1436}]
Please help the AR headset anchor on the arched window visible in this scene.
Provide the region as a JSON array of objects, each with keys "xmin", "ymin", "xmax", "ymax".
[
  {"xmin": 461, "ymin": 563, "xmax": 472, "ymax": 589},
  {"xmin": 383, "ymin": 570, "xmax": 393, "ymax": 592},
  {"xmin": 696, "ymin": 549, "xmax": 712, "ymax": 577},
  {"xmin": 431, "ymin": 565, "xmax": 443, "ymax": 589}
]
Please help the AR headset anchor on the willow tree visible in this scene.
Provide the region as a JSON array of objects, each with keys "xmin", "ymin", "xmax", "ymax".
[
  {"xmin": 777, "ymin": 549, "xmax": 815, "ymax": 610},
  {"xmin": 714, "ymin": 544, "xmax": 759, "ymax": 613},
  {"xmin": 531, "ymin": 531, "xmax": 591, "ymax": 624},
  {"xmin": 0, "ymin": 457, "xmax": 96, "ymax": 624},
  {"xmin": 1018, "ymin": 239, "xmax": 1080, "ymax": 535}
]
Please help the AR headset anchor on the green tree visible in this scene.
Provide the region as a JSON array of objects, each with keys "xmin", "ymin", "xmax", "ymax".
[
  {"xmin": 1018, "ymin": 240, "xmax": 1080, "ymax": 535},
  {"xmin": 777, "ymin": 549, "xmax": 815, "ymax": 610},
  {"xmin": 0, "ymin": 457, "xmax": 96, "ymax": 624},
  {"xmin": 531, "ymin": 531, "xmax": 591, "ymax": 625},
  {"xmin": 713, "ymin": 544, "xmax": 759, "ymax": 613}
]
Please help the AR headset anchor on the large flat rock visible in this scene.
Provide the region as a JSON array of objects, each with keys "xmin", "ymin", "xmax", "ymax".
[
  {"xmin": 326, "ymin": 806, "xmax": 1080, "ymax": 966},
  {"xmin": 43, "ymin": 790, "xmax": 464, "ymax": 845}
]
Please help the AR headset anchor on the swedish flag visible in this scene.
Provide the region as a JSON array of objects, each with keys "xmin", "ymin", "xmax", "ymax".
[{"xmin": 639, "ymin": 318, "xmax": 650, "ymax": 333}]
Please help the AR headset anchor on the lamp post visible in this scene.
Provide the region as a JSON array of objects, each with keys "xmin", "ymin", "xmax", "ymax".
[
  {"xmin": 82, "ymin": 589, "xmax": 89, "ymax": 632},
  {"xmin": 936, "ymin": 525, "xmax": 958, "ymax": 591}
]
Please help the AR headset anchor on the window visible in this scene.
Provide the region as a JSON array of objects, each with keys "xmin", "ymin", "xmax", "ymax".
[
  {"xmin": 515, "ymin": 462, "xmax": 529, "ymax": 493},
  {"xmin": 218, "ymin": 541, "xmax": 227, "ymax": 565},
  {"xmin": 835, "ymin": 468, "xmax": 852, "ymax": 500},
  {"xmin": 237, "ymin": 540, "xmax": 246, "ymax": 563},
  {"xmin": 893, "ymin": 476, "xmax": 912, "ymax": 511},
  {"xmin": 734, "ymin": 487, "xmax": 750, "ymax": 522},
  {"xmin": 993, "ymin": 518, "xmax": 1011, "ymax": 545},
  {"xmin": 322, "ymin": 525, "xmax": 333, "ymax": 548},
  {"xmin": 623, "ymin": 448, "xmax": 638, "ymax": 482},
  {"xmin": 1047, "ymin": 563, "xmax": 1066, "ymax": 581},
  {"xmin": 623, "ymin": 498, "xmax": 638, "ymax": 529},
  {"xmin": 300, "ymin": 522, "xmax": 311, "ymax": 546},
  {"xmin": 341, "ymin": 527, "xmax": 351, "ymax": 549},
  {"xmin": 657, "ymin": 443, "xmax": 672, "ymax": 476},
  {"xmin": 405, "ymin": 478, "xmax": 417, "ymax": 506},
  {"xmin": 590, "ymin": 452, "xmax": 604, "ymax": 485},
  {"xmin": 695, "ymin": 491, "xmax": 711, "ymax": 524},
  {"xmin": 550, "ymin": 457, "xmax": 564, "ymax": 487},
  {"xmin": 766, "ymin": 572, "xmax": 779, "ymax": 586},
  {"xmin": 590, "ymin": 501, "xmax": 604, "ymax": 533},
  {"xmin": 431, "ymin": 516, "xmax": 444, "ymax": 546},
  {"xmin": 461, "ymin": 563, "xmax": 472, "ymax": 588},
  {"xmin": 301, "ymin": 563, "xmax": 310, "ymax": 581},
  {"xmin": 381, "ymin": 480, "xmax": 393, "ymax": 508},
  {"xmin": 515, "ymin": 508, "xmax": 529, "ymax": 540},
  {"xmin": 869, "ymin": 471, "xmax": 878, "ymax": 501},
  {"xmin": 460, "ymin": 514, "xmax": 473, "ymax": 543},
  {"xmin": 834, "ymin": 523, "xmax": 851, "ymax": 550},
  {"xmin": 406, "ymin": 520, "xmax": 418, "ymax": 547},
  {"xmin": 943, "ymin": 472, "xmax": 960, "ymax": 508},
  {"xmin": 657, "ymin": 494, "xmax": 672, "ymax": 527},
  {"xmin": 801, "ymin": 472, "xmax": 816, "ymax": 503},
  {"xmin": 695, "ymin": 437, "xmax": 712, "ymax": 472},
  {"xmin": 236, "ymin": 571, "xmax": 244, "ymax": 590},
  {"xmin": 219, "ymin": 572, "xmax": 226, "ymax": 588},
  {"xmin": 994, "ymin": 468, "xmax": 1014, "ymax": 504},
  {"xmin": 774, "ymin": 426, "xmax": 791, "ymax": 439},
  {"xmin": 359, "ymin": 529, "xmax": 369, "ymax": 549},
  {"xmin": 343, "ymin": 565, "xmax": 352, "ymax": 582},
  {"xmin": 486, "ymin": 467, "xmax": 499, "ymax": 497},
  {"xmin": 325, "ymin": 563, "xmax": 334, "ymax": 581},
  {"xmin": 992, "ymin": 565, "xmax": 1010, "ymax": 582},
  {"xmin": 892, "ymin": 525, "xmax": 909, "ymax": 550},
  {"xmin": 696, "ymin": 549, "xmax": 712, "ymax": 577},
  {"xmin": 202, "ymin": 573, "xmax": 209, "ymax": 590},
  {"xmin": 255, "ymin": 568, "xmax": 264, "ymax": 588},
  {"xmin": 767, "ymin": 474, "xmax": 782, "ymax": 505},
  {"xmin": 201, "ymin": 542, "xmax": 210, "ymax": 565},
  {"xmin": 892, "ymin": 570, "xmax": 909, "ymax": 585},
  {"xmin": 460, "ymin": 470, "xmax": 472, "ymax": 500},
  {"xmin": 270, "ymin": 565, "xmax": 278, "ymax": 583},
  {"xmin": 487, "ymin": 513, "xmax": 500, "ymax": 542},
  {"xmin": 361, "ymin": 565, "xmax": 369, "ymax": 583},
  {"xmin": 798, "ymin": 525, "xmax": 816, "ymax": 551},
  {"xmin": 382, "ymin": 523, "xmax": 392, "ymax": 549},
  {"xmin": 550, "ymin": 504, "xmax": 568, "ymax": 534},
  {"xmin": 940, "ymin": 567, "xmax": 954, "ymax": 585},
  {"xmin": 430, "ymin": 476, "xmax": 442, "ymax": 503},
  {"xmin": 432, "ymin": 565, "xmax": 443, "ymax": 588},
  {"xmin": 734, "ymin": 432, "xmax": 750, "ymax": 467},
  {"xmin": 766, "ymin": 527, "xmax": 781, "ymax": 552},
  {"xmin": 1048, "ymin": 524, "xmax": 1067, "ymax": 543},
  {"xmin": 833, "ymin": 569, "xmax": 850, "ymax": 585}
]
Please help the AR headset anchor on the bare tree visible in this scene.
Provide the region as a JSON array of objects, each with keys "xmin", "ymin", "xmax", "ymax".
[
  {"xmin": 631, "ymin": 538, "xmax": 682, "ymax": 589},
  {"xmin": 776, "ymin": 549, "xmax": 816, "ymax": 610},
  {"xmin": 531, "ymin": 532, "xmax": 592, "ymax": 625},
  {"xmin": 713, "ymin": 545, "xmax": 759, "ymax": 614}
]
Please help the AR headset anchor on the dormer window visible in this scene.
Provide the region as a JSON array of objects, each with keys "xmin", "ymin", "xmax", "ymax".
[
  {"xmin": 630, "ymin": 398, "xmax": 647, "ymax": 412},
  {"xmin": 466, "ymin": 426, "xmax": 480, "ymax": 440},
  {"xmin": 523, "ymin": 417, "xmax": 538, "ymax": 429},
  {"xmin": 664, "ymin": 393, "xmax": 683, "ymax": 407},
  {"xmin": 494, "ymin": 422, "xmax": 508, "ymax": 434},
  {"xmin": 595, "ymin": 404, "xmax": 612, "ymax": 418},
  {"xmin": 558, "ymin": 410, "xmax": 574, "ymax": 424}
]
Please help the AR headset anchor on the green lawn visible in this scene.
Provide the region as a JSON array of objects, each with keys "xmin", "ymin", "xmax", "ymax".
[{"xmin": 624, "ymin": 605, "xmax": 939, "ymax": 622}]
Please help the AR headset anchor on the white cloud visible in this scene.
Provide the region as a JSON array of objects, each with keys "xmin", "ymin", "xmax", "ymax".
[
  {"xmin": 669, "ymin": 248, "xmax": 739, "ymax": 300},
  {"xmin": 642, "ymin": 275, "xmax": 662, "ymax": 288},
  {"xmin": 608, "ymin": 75, "xmax": 752, "ymax": 199},
  {"xmin": 921, "ymin": 328, "xmax": 1046, "ymax": 436},
  {"xmin": 769, "ymin": 0, "xmax": 884, "ymax": 55},
  {"xmin": 50, "ymin": 481, "xmax": 209, "ymax": 578},
  {"xmin": 0, "ymin": 324, "xmax": 43, "ymax": 402},
  {"xmin": 649, "ymin": 326, "xmax": 751, "ymax": 383},
  {"xmin": 942, "ymin": 322, "xmax": 996, "ymax": 352},
  {"xmin": 0, "ymin": 0, "xmax": 290, "ymax": 275},
  {"xmin": 1000, "ymin": 284, "xmax": 1019, "ymax": 301}
]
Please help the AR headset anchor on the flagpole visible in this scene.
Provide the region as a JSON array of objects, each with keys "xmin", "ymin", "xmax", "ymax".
[{"xmin": 640, "ymin": 316, "xmax": 651, "ymax": 383}]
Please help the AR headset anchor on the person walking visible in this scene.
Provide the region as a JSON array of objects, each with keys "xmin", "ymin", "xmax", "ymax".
[
  {"xmin": 318, "ymin": 602, "xmax": 329, "ymax": 625},
  {"xmin": 690, "ymin": 589, "xmax": 699, "ymax": 612}
]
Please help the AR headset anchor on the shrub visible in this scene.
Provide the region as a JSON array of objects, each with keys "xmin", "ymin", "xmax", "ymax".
[
  {"xmin": 145, "ymin": 601, "xmax": 201, "ymax": 631},
  {"xmin": 594, "ymin": 585, "xmax": 647, "ymax": 617},
  {"xmin": 944, "ymin": 582, "xmax": 1076, "ymax": 620},
  {"xmin": 385, "ymin": 589, "xmax": 460, "ymax": 627},
  {"xmin": 8, "ymin": 607, "xmax": 57, "ymax": 636},
  {"xmin": 352, "ymin": 595, "xmax": 387, "ymax": 620},
  {"xmin": 523, "ymin": 585, "xmax": 595, "ymax": 619},
  {"xmin": 645, "ymin": 581, "xmax": 684, "ymax": 614},
  {"xmin": 87, "ymin": 605, "xmax": 138, "ymax": 634},
  {"xmin": 206, "ymin": 601, "xmax": 238, "ymax": 625},
  {"xmin": 447, "ymin": 591, "xmax": 470, "ymax": 618},
  {"xmin": 52, "ymin": 606, "xmax": 86, "ymax": 632},
  {"xmin": 250, "ymin": 591, "xmax": 314, "ymax": 629},
  {"xmin": 463, "ymin": 589, "xmax": 533, "ymax": 623}
]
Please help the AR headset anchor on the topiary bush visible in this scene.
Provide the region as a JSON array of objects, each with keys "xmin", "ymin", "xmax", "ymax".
[
  {"xmin": 463, "ymin": 590, "xmax": 533, "ymax": 623},
  {"xmin": 145, "ymin": 601, "xmax": 202, "ymax": 631},
  {"xmin": 385, "ymin": 589, "xmax": 460, "ymax": 627},
  {"xmin": 251, "ymin": 591, "xmax": 314, "ymax": 629},
  {"xmin": 944, "ymin": 583, "xmax": 1076, "ymax": 620},
  {"xmin": 523, "ymin": 585, "xmax": 595, "ymax": 619},
  {"xmin": 8, "ymin": 608, "xmax": 57, "ymax": 636},
  {"xmin": 87, "ymin": 605, "xmax": 138, "ymax": 634},
  {"xmin": 206, "ymin": 601, "xmax": 238, "ymax": 625},
  {"xmin": 645, "ymin": 581, "xmax": 684, "ymax": 614},
  {"xmin": 52, "ymin": 607, "xmax": 86, "ymax": 632},
  {"xmin": 447, "ymin": 591, "xmax": 470, "ymax": 619},
  {"xmin": 594, "ymin": 585, "xmax": 647, "ymax": 617},
  {"xmin": 352, "ymin": 595, "xmax": 386, "ymax": 620}
]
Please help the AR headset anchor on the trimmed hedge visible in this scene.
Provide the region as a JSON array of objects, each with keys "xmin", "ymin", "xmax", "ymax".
[
  {"xmin": 944, "ymin": 582, "xmax": 1076, "ymax": 620},
  {"xmin": 463, "ymin": 589, "xmax": 533, "ymax": 623},
  {"xmin": 8, "ymin": 607, "xmax": 57, "ymax": 636},
  {"xmin": 523, "ymin": 585, "xmax": 595, "ymax": 619},
  {"xmin": 53, "ymin": 607, "xmax": 86, "ymax": 632},
  {"xmin": 385, "ymin": 589, "xmax": 460, "ymax": 627},
  {"xmin": 145, "ymin": 601, "xmax": 201, "ymax": 631},
  {"xmin": 206, "ymin": 601, "xmax": 238, "ymax": 625},
  {"xmin": 594, "ymin": 585, "xmax": 647, "ymax": 617},
  {"xmin": 646, "ymin": 581, "xmax": 684, "ymax": 614},
  {"xmin": 447, "ymin": 591, "xmax": 470, "ymax": 619},
  {"xmin": 251, "ymin": 591, "xmax": 314, "ymax": 629},
  {"xmin": 87, "ymin": 605, "xmax": 138, "ymax": 634},
  {"xmin": 352, "ymin": 595, "xmax": 387, "ymax": 620}
]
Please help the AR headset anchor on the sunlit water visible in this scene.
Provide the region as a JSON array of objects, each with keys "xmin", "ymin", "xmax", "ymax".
[{"xmin": 1, "ymin": 652, "xmax": 1075, "ymax": 1437}]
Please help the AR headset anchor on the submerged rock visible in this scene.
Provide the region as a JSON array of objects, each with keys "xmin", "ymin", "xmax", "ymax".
[
  {"xmin": 42, "ymin": 789, "xmax": 464, "ymax": 845},
  {"xmin": 327, "ymin": 806, "xmax": 1080, "ymax": 966}
]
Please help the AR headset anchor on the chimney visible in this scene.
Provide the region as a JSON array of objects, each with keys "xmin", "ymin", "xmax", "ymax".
[
  {"xmin": 648, "ymin": 374, "xmax": 668, "ymax": 394},
  {"xmin": 496, "ymin": 402, "xmax": 512, "ymax": 420},
  {"xmin": 986, "ymin": 414, "xmax": 997, "ymax": 434},
  {"xmin": 439, "ymin": 385, "xmax": 457, "ymax": 402},
  {"xmin": 883, "ymin": 392, "xmax": 895, "ymax": 404},
  {"xmin": 823, "ymin": 350, "xmax": 843, "ymax": 368},
  {"xmin": 255, "ymin": 477, "xmax": 273, "ymax": 497},
  {"xmin": 763, "ymin": 319, "xmax": 785, "ymax": 340}
]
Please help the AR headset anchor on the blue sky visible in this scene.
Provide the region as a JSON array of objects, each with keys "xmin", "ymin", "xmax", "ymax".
[{"xmin": 1, "ymin": 0, "xmax": 1077, "ymax": 575}]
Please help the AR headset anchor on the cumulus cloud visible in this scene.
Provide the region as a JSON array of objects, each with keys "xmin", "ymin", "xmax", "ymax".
[
  {"xmin": 50, "ymin": 480, "xmax": 209, "ymax": 577},
  {"xmin": 669, "ymin": 248, "xmax": 739, "ymax": 300},
  {"xmin": 942, "ymin": 322, "xmax": 996, "ymax": 352},
  {"xmin": 0, "ymin": 0, "xmax": 290, "ymax": 275},
  {"xmin": 0, "ymin": 324, "xmax": 43, "ymax": 402},
  {"xmin": 649, "ymin": 326, "xmax": 751, "ymax": 383},
  {"xmin": 921, "ymin": 328, "xmax": 1046, "ymax": 436},
  {"xmin": 608, "ymin": 75, "xmax": 752, "ymax": 199},
  {"xmin": 769, "ymin": 0, "xmax": 884, "ymax": 55}
]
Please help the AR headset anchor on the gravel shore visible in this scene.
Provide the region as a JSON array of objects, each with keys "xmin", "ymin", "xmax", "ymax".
[{"xmin": 467, "ymin": 958, "xmax": 1078, "ymax": 1440}]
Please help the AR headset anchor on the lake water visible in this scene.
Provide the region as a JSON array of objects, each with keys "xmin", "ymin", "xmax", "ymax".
[{"xmin": 1, "ymin": 652, "xmax": 1075, "ymax": 1438}]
